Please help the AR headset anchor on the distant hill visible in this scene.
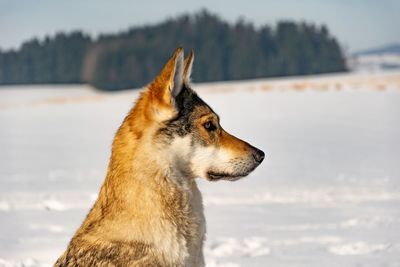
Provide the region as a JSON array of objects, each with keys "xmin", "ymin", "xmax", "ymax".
[
  {"xmin": 349, "ymin": 43, "xmax": 400, "ymax": 72},
  {"xmin": 0, "ymin": 10, "xmax": 347, "ymax": 90},
  {"xmin": 354, "ymin": 43, "xmax": 400, "ymax": 56}
]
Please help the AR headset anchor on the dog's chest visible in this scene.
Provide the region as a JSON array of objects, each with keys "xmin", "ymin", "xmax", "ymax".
[
  {"xmin": 184, "ymin": 182, "xmax": 206, "ymax": 266},
  {"xmin": 162, "ymin": 179, "xmax": 205, "ymax": 266},
  {"xmin": 188, "ymin": 183, "xmax": 206, "ymax": 238}
]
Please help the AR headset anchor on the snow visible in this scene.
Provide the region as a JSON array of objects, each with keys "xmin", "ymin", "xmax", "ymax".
[
  {"xmin": 0, "ymin": 71, "xmax": 400, "ymax": 267},
  {"xmin": 327, "ymin": 242, "xmax": 389, "ymax": 256}
]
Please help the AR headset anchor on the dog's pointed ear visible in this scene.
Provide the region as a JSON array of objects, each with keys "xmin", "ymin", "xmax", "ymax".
[
  {"xmin": 183, "ymin": 50, "xmax": 194, "ymax": 84},
  {"xmin": 153, "ymin": 47, "xmax": 184, "ymax": 105}
]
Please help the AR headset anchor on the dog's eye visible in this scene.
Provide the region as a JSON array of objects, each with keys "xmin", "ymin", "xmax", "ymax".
[{"xmin": 203, "ymin": 121, "xmax": 216, "ymax": 131}]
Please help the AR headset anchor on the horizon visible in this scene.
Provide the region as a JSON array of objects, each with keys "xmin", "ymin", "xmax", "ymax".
[{"xmin": 1, "ymin": 0, "xmax": 399, "ymax": 53}]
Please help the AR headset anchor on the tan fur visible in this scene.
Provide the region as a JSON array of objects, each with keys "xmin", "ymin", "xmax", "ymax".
[{"xmin": 55, "ymin": 48, "xmax": 263, "ymax": 267}]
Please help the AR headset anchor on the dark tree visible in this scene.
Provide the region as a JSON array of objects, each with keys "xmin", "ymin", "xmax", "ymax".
[{"xmin": 0, "ymin": 10, "xmax": 347, "ymax": 90}]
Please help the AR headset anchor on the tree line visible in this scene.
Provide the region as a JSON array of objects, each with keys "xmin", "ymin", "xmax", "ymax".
[{"xmin": 0, "ymin": 10, "xmax": 347, "ymax": 90}]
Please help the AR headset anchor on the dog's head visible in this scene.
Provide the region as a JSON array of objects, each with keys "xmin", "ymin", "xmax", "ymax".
[{"xmin": 139, "ymin": 48, "xmax": 264, "ymax": 181}]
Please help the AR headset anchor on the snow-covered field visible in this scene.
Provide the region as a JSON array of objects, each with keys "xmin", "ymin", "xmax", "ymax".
[{"xmin": 0, "ymin": 71, "xmax": 399, "ymax": 267}]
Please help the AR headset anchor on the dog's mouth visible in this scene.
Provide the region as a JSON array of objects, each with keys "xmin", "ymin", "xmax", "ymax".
[{"xmin": 206, "ymin": 171, "xmax": 248, "ymax": 181}]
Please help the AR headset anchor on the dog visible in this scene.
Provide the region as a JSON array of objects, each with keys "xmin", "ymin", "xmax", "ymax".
[{"xmin": 54, "ymin": 48, "xmax": 264, "ymax": 267}]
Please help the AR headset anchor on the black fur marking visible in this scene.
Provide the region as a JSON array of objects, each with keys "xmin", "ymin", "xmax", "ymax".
[{"xmin": 157, "ymin": 85, "xmax": 214, "ymax": 142}]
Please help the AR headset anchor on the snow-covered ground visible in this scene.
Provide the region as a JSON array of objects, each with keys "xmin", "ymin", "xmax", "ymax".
[{"xmin": 0, "ymin": 71, "xmax": 399, "ymax": 267}]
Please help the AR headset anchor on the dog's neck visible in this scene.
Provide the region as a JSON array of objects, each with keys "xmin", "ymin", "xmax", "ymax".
[{"xmin": 100, "ymin": 111, "xmax": 196, "ymax": 206}]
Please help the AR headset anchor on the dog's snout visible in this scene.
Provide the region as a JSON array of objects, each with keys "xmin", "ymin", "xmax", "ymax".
[{"xmin": 252, "ymin": 148, "xmax": 265, "ymax": 164}]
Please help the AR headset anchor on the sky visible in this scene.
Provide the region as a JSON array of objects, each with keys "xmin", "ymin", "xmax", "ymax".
[{"xmin": 0, "ymin": 0, "xmax": 399, "ymax": 53}]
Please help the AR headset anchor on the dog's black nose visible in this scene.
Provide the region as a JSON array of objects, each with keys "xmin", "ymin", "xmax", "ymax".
[{"xmin": 252, "ymin": 148, "xmax": 265, "ymax": 163}]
